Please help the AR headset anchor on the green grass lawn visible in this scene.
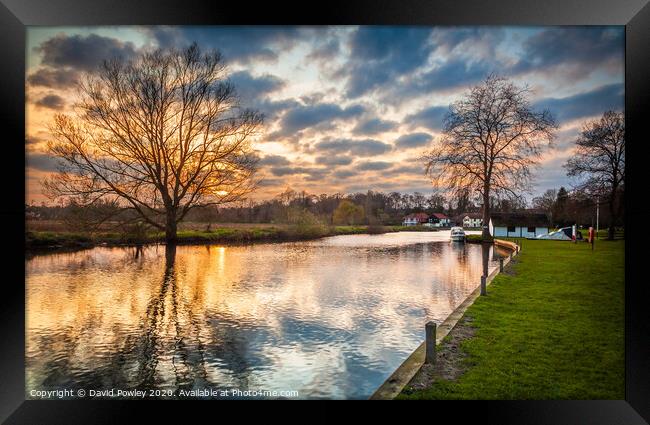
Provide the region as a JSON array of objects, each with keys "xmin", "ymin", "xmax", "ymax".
[{"xmin": 398, "ymin": 238, "xmax": 625, "ymax": 400}]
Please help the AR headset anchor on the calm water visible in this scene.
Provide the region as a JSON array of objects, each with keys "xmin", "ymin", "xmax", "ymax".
[{"xmin": 26, "ymin": 232, "xmax": 506, "ymax": 399}]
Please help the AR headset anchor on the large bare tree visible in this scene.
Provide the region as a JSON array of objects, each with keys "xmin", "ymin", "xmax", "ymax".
[
  {"xmin": 44, "ymin": 43, "xmax": 263, "ymax": 242},
  {"xmin": 423, "ymin": 75, "xmax": 557, "ymax": 239},
  {"xmin": 565, "ymin": 110, "xmax": 624, "ymax": 240}
]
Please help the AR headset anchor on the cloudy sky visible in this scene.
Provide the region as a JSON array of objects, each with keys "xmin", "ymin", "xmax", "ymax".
[{"xmin": 25, "ymin": 26, "xmax": 624, "ymax": 204}]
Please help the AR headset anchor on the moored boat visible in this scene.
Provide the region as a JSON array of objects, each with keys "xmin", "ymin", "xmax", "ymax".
[{"xmin": 450, "ymin": 226, "xmax": 466, "ymax": 242}]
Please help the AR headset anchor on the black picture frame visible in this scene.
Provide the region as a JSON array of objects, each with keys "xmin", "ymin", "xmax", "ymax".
[{"xmin": 2, "ymin": 0, "xmax": 649, "ymax": 422}]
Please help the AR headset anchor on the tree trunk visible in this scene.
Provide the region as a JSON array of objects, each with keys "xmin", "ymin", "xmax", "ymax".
[
  {"xmin": 164, "ymin": 243, "xmax": 177, "ymax": 270},
  {"xmin": 165, "ymin": 209, "xmax": 178, "ymax": 243},
  {"xmin": 482, "ymin": 188, "xmax": 491, "ymax": 240}
]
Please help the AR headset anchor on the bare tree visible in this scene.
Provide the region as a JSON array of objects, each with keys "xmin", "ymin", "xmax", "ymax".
[
  {"xmin": 423, "ymin": 75, "xmax": 557, "ymax": 239},
  {"xmin": 426, "ymin": 193, "xmax": 446, "ymax": 212},
  {"xmin": 565, "ymin": 110, "xmax": 624, "ymax": 240},
  {"xmin": 60, "ymin": 197, "xmax": 122, "ymax": 233},
  {"xmin": 44, "ymin": 43, "xmax": 263, "ymax": 242},
  {"xmin": 412, "ymin": 192, "xmax": 426, "ymax": 210},
  {"xmin": 532, "ymin": 188, "xmax": 558, "ymax": 222}
]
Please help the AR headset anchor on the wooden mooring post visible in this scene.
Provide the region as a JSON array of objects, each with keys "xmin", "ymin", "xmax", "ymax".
[{"xmin": 425, "ymin": 321, "xmax": 437, "ymax": 364}]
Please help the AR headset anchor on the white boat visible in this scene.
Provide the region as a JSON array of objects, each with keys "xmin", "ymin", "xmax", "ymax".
[{"xmin": 450, "ymin": 226, "xmax": 466, "ymax": 242}]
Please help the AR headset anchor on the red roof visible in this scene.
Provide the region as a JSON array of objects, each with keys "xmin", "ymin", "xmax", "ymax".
[
  {"xmin": 404, "ymin": 212, "xmax": 429, "ymax": 222},
  {"xmin": 431, "ymin": 213, "xmax": 448, "ymax": 219}
]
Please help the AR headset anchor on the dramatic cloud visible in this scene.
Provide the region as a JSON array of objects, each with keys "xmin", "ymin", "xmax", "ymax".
[
  {"xmin": 344, "ymin": 27, "xmax": 434, "ymax": 97},
  {"xmin": 392, "ymin": 164, "xmax": 426, "ymax": 176},
  {"xmin": 333, "ymin": 169, "xmax": 357, "ymax": 179},
  {"xmin": 352, "ymin": 118, "xmax": 398, "ymax": 135},
  {"xmin": 409, "ymin": 59, "xmax": 492, "ymax": 93},
  {"xmin": 307, "ymin": 39, "xmax": 340, "ymax": 62},
  {"xmin": 273, "ymin": 103, "xmax": 365, "ymax": 137},
  {"xmin": 355, "ymin": 161, "xmax": 393, "ymax": 171},
  {"xmin": 533, "ymin": 153, "xmax": 578, "ymax": 194},
  {"xmin": 268, "ymin": 166, "xmax": 330, "ymax": 182},
  {"xmin": 313, "ymin": 138, "xmax": 392, "ymax": 157},
  {"xmin": 229, "ymin": 71, "xmax": 285, "ymax": 101},
  {"xmin": 343, "ymin": 27, "xmax": 507, "ymax": 102},
  {"xmin": 143, "ymin": 26, "xmax": 311, "ymax": 64},
  {"xmin": 304, "ymin": 168, "xmax": 330, "ymax": 181},
  {"xmin": 381, "ymin": 27, "xmax": 624, "ymax": 102},
  {"xmin": 270, "ymin": 166, "xmax": 319, "ymax": 176},
  {"xmin": 259, "ymin": 154, "xmax": 291, "ymax": 166},
  {"xmin": 25, "ymin": 26, "xmax": 625, "ymax": 202},
  {"xmin": 394, "ymin": 133, "xmax": 433, "ymax": 149},
  {"xmin": 405, "ymin": 105, "xmax": 449, "ymax": 131},
  {"xmin": 534, "ymin": 83, "xmax": 624, "ymax": 122},
  {"xmin": 514, "ymin": 26, "xmax": 624, "ymax": 74},
  {"xmin": 35, "ymin": 34, "xmax": 138, "ymax": 72},
  {"xmin": 34, "ymin": 94, "xmax": 65, "ymax": 110},
  {"xmin": 253, "ymin": 98, "xmax": 302, "ymax": 121},
  {"xmin": 225, "ymin": 71, "xmax": 294, "ymax": 121},
  {"xmin": 429, "ymin": 27, "xmax": 506, "ymax": 58},
  {"xmin": 314, "ymin": 156, "xmax": 353, "ymax": 166},
  {"xmin": 27, "ymin": 153, "xmax": 60, "ymax": 172},
  {"xmin": 25, "ymin": 136, "xmax": 41, "ymax": 146},
  {"xmin": 258, "ymin": 177, "xmax": 284, "ymax": 187},
  {"xmin": 27, "ymin": 67, "xmax": 79, "ymax": 88}
]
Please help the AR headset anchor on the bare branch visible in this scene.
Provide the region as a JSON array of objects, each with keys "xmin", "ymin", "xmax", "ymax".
[
  {"xmin": 422, "ymin": 74, "xmax": 557, "ymax": 237},
  {"xmin": 43, "ymin": 43, "xmax": 263, "ymax": 241}
]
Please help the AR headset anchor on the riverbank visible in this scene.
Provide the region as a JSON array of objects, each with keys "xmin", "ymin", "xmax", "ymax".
[
  {"xmin": 25, "ymin": 223, "xmax": 443, "ymax": 252},
  {"xmin": 370, "ymin": 239, "xmax": 517, "ymax": 400},
  {"xmin": 398, "ymin": 238, "xmax": 624, "ymax": 399},
  {"xmin": 465, "ymin": 234, "xmax": 493, "ymax": 243}
]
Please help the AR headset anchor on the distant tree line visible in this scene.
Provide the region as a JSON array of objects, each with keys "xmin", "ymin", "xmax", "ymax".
[
  {"xmin": 27, "ymin": 187, "xmax": 535, "ymax": 229},
  {"xmin": 532, "ymin": 186, "xmax": 623, "ymax": 230},
  {"xmin": 28, "ymin": 183, "xmax": 619, "ymax": 231}
]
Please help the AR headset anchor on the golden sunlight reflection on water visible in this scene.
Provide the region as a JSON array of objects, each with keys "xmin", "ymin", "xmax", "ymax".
[{"xmin": 26, "ymin": 232, "xmax": 506, "ymax": 399}]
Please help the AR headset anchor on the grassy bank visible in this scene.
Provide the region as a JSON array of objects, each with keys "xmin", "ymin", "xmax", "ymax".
[
  {"xmin": 465, "ymin": 234, "xmax": 493, "ymax": 243},
  {"xmin": 25, "ymin": 226, "xmax": 354, "ymax": 250},
  {"xmin": 26, "ymin": 223, "xmax": 442, "ymax": 251},
  {"xmin": 399, "ymin": 238, "xmax": 624, "ymax": 399}
]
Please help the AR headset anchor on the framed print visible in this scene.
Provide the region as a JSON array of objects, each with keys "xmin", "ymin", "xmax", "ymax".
[{"xmin": 1, "ymin": 0, "xmax": 649, "ymax": 423}]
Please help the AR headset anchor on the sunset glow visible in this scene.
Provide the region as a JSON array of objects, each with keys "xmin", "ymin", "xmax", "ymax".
[{"xmin": 25, "ymin": 26, "xmax": 624, "ymax": 204}]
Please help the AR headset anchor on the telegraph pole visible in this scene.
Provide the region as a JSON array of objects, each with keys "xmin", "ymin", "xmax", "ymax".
[{"xmin": 596, "ymin": 197, "xmax": 600, "ymax": 239}]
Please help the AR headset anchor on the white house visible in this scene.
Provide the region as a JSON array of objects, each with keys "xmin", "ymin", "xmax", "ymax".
[
  {"xmin": 488, "ymin": 212, "xmax": 549, "ymax": 238},
  {"xmin": 427, "ymin": 213, "xmax": 451, "ymax": 227},
  {"xmin": 461, "ymin": 213, "xmax": 482, "ymax": 228}
]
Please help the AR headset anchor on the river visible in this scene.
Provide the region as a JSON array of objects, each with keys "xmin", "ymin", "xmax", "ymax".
[{"xmin": 26, "ymin": 231, "xmax": 506, "ymax": 399}]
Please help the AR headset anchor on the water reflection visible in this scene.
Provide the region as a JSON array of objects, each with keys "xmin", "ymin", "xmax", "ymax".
[
  {"xmin": 482, "ymin": 242, "xmax": 490, "ymax": 277},
  {"xmin": 26, "ymin": 232, "xmax": 502, "ymax": 399}
]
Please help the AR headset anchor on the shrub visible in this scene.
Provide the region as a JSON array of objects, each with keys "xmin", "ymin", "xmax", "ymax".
[{"xmin": 366, "ymin": 224, "xmax": 387, "ymax": 234}]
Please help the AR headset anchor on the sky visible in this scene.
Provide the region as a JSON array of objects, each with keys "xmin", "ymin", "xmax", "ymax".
[{"xmin": 25, "ymin": 26, "xmax": 625, "ymax": 205}]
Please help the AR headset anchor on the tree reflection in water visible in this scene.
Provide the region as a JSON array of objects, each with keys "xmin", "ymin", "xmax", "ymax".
[{"xmin": 26, "ymin": 232, "xmax": 507, "ymax": 399}]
